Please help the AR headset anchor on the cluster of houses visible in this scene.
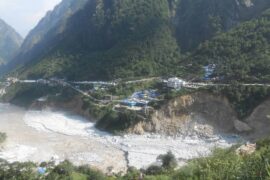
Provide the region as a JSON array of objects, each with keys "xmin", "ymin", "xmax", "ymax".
[
  {"xmin": 120, "ymin": 78, "xmax": 188, "ymax": 109},
  {"xmin": 166, "ymin": 77, "xmax": 187, "ymax": 89},
  {"xmin": 120, "ymin": 90, "xmax": 159, "ymax": 108}
]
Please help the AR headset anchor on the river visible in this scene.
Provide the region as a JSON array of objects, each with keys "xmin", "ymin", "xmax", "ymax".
[{"xmin": 0, "ymin": 103, "xmax": 241, "ymax": 173}]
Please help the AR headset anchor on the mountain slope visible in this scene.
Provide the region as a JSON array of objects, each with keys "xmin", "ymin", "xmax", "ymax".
[
  {"xmin": 5, "ymin": 0, "xmax": 270, "ymax": 81},
  {"xmin": 3, "ymin": 0, "xmax": 88, "ymax": 75},
  {"xmin": 14, "ymin": 0, "xmax": 181, "ymax": 80},
  {"xmin": 189, "ymin": 9, "xmax": 270, "ymax": 83},
  {"xmin": 19, "ymin": 0, "xmax": 88, "ymax": 54},
  {"xmin": 0, "ymin": 19, "xmax": 22, "ymax": 64},
  {"xmin": 174, "ymin": 0, "xmax": 270, "ymax": 51}
]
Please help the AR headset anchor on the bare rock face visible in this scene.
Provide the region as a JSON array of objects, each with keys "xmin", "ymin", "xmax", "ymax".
[
  {"xmin": 234, "ymin": 119, "xmax": 252, "ymax": 132},
  {"xmin": 236, "ymin": 143, "xmax": 256, "ymax": 156},
  {"xmin": 130, "ymin": 92, "xmax": 239, "ymax": 137},
  {"xmin": 129, "ymin": 92, "xmax": 270, "ymax": 139},
  {"xmin": 245, "ymin": 98, "xmax": 270, "ymax": 139}
]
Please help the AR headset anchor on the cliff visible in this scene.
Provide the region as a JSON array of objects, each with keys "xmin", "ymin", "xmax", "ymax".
[
  {"xmin": 246, "ymin": 98, "xmax": 270, "ymax": 139},
  {"xmin": 129, "ymin": 92, "xmax": 242, "ymax": 137}
]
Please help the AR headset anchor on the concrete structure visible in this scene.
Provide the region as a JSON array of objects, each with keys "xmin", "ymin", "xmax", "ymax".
[
  {"xmin": 37, "ymin": 79, "xmax": 50, "ymax": 84},
  {"xmin": 6, "ymin": 77, "xmax": 19, "ymax": 83},
  {"xmin": 167, "ymin": 77, "xmax": 186, "ymax": 89}
]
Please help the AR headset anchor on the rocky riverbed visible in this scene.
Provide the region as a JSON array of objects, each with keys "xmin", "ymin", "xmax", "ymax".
[{"xmin": 0, "ymin": 103, "xmax": 243, "ymax": 173}]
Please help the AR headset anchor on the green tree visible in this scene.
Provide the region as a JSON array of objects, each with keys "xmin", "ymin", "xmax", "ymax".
[{"xmin": 158, "ymin": 151, "xmax": 177, "ymax": 170}]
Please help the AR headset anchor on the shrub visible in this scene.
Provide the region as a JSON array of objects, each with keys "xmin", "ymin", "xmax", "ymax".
[
  {"xmin": 158, "ymin": 151, "xmax": 177, "ymax": 170},
  {"xmin": 146, "ymin": 165, "xmax": 163, "ymax": 175},
  {"xmin": 77, "ymin": 165, "xmax": 106, "ymax": 180}
]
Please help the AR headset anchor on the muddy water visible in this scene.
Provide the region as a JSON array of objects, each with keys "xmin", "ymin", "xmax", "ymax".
[
  {"xmin": 0, "ymin": 104, "xmax": 126, "ymax": 173},
  {"xmin": 0, "ymin": 103, "xmax": 242, "ymax": 173}
]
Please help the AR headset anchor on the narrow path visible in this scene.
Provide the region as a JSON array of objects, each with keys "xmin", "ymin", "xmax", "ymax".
[{"xmin": 3, "ymin": 78, "xmax": 270, "ymax": 104}]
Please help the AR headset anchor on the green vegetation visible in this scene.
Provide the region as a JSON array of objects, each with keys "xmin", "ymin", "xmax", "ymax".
[
  {"xmin": 175, "ymin": 0, "xmax": 270, "ymax": 51},
  {"xmin": 96, "ymin": 110, "xmax": 143, "ymax": 133},
  {"xmin": 158, "ymin": 151, "xmax": 177, "ymax": 170},
  {"xmin": 0, "ymin": 160, "xmax": 105, "ymax": 180},
  {"xmin": 207, "ymin": 85, "xmax": 270, "ymax": 119},
  {"xmin": 0, "ymin": 83, "xmax": 62, "ymax": 107},
  {"xmin": 126, "ymin": 139, "xmax": 270, "ymax": 179},
  {"xmin": 1, "ymin": 4, "xmax": 270, "ymax": 179},
  {"xmin": 173, "ymin": 140, "xmax": 270, "ymax": 179},
  {"xmin": 150, "ymin": 88, "xmax": 196, "ymax": 110},
  {"xmin": 143, "ymin": 151, "xmax": 178, "ymax": 177},
  {"xmin": 0, "ymin": 139, "xmax": 270, "ymax": 179},
  {"xmin": 81, "ymin": 97, "xmax": 112, "ymax": 120},
  {"xmin": 45, "ymin": 161, "xmax": 106, "ymax": 180},
  {"xmin": 190, "ymin": 9, "xmax": 270, "ymax": 83},
  {"xmin": 108, "ymin": 80, "xmax": 159, "ymax": 98},
  {"xmin": 10, "ymin": 0, "xmax": 270, "ymax": 81},
  {"xmin": 19, "ymin": 0, "xmax": 182, "ymax": 80}
]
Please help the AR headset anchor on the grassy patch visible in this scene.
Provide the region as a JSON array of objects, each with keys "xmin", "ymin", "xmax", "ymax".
[{"xmin": 71, "ymin": 172, "xmax": 87, "ymax": 180}]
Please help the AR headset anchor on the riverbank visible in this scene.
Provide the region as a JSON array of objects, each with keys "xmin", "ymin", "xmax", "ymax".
[{"xmin": 0, "ymin": 103, "xmax": 243, "ymax": 173}]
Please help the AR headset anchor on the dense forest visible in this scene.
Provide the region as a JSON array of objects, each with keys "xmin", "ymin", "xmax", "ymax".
[
  {"xmin": 16, "ymin": 0, "xmax": 182, "ymax": 80},
  {"xmin": 3, "ymin": 0, "xmax": 270, "ymax": 82},
  {"xmin": 175, "ymin": 0, "xmax": 270, "ymax": 51},
  {"xmin": 190, "ymin": 9, "xmax": 270, "ymax": 83}
]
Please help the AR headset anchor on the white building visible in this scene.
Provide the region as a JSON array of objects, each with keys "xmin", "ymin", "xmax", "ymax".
[
  {"xmin": 6, "ymin": 77, "xmax": 18, "ymax": 83},
  {"xmin": 167, "ymin": 77, "xmax": 186, "ymax": 89}
]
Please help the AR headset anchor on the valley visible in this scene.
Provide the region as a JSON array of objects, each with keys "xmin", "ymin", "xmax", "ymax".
[
  {"xmin": 1, "ymin": 75, "xmax": 270, "ymax": 176},
  {"xmin": 0, "ymin": 103, "xmax": 241, "ymax": 174},
  {"xmin": 0, "ymin": 0, "xmax": 270, "ymax": 179}
]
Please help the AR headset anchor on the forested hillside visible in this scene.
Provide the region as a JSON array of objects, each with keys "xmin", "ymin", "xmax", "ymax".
[
  {"xmin": 15, "ymin": 0, "xmax": 181, "ymax": 80},
  {"xmin": 175, "ymin": 0, "xmax": 270, "ymax": 51},
  {"xmin": 190, "ymin": 9, "xmax": 270, "ymax": 83},
  {"xmin": 3, "ymin": 0, "xmax": 88, "ymax": 76},
  {"xmin": 3, "ymin": 0, "xmax": 270, "ymax": 81}
]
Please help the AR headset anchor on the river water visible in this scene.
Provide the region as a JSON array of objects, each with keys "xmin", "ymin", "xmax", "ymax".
[{"xmin": 0, "ymin": 103, "xmax": 241, "ymax": 173}]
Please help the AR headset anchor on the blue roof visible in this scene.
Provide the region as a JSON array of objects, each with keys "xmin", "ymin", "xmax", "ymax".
[
  {"xmin": 38, "ymin": 167, "xmax": 46, "ymax": 174},
  {"xmin": 121, "ymin": 99, "xmax": 137, "ymax": 106}
]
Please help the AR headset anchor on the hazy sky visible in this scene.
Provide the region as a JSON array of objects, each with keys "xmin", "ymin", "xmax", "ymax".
[{"xmin": 0, "ymin": 0, "xmax": 62, "ymax": 37}]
